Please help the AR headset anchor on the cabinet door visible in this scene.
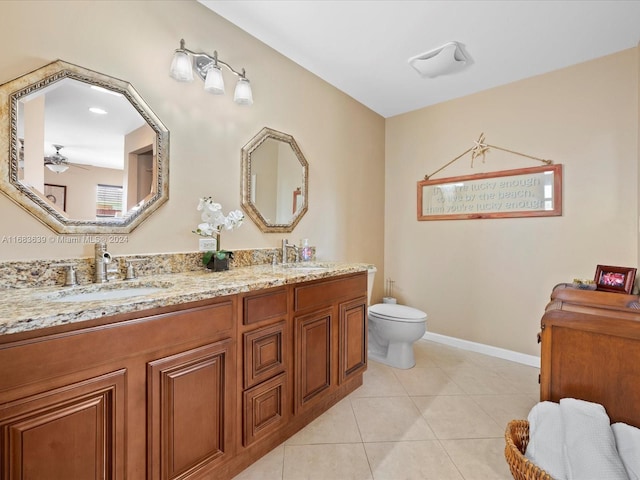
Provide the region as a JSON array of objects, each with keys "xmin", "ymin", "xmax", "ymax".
[
  {"xmin": 294, "ymin": 308, "xmax": 332, "ymax": 412},
  {"xmin": 338, "ymin": 297, "xmax": 368, "ymax": 384},
  {"xmin": 147, "ymin": 339, "xmax": 233, "ymax": 480},
  {"xmin": 0, "ymin": 370, "xmax": 126, "ymax": 480}
]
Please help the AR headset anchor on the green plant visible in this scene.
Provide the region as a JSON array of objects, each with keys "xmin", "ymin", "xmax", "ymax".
[{"xmin": 194, "ymin": 197, "xmax": 243, "ymax": 265}]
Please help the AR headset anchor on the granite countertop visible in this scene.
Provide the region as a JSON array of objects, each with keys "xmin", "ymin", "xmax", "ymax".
[{"xmin": 0, "ymin": 263, "xmax": 369, "ymax": 336}]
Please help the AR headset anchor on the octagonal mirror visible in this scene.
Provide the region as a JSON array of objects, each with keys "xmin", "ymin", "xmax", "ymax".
[
  {"xmin": 241, "ymin": 127, "xmax": 308, "ymax": 233},
  {"xmin": 0, "ymin": 60, "xmax": 169, "ymax": 234}
]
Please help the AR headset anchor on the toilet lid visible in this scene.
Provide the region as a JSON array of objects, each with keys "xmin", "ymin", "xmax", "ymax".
[{"xmin": 369, "ymin": 303, "xmax": 427, "ymax": 323}]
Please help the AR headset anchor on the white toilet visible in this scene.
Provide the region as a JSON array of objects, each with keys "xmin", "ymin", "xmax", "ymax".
[{"xmin": 366, "ymin": 267, "xmax": 427, "ymax": 369}]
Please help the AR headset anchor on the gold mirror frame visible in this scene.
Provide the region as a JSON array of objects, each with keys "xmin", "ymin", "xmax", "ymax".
[
  {"xmin": 0, "ymin": 60, "xmax": 169, "ymax": 234},
  {"xmin": 241, "ymin": 127, "xmax": 308, "ymax": 233}
]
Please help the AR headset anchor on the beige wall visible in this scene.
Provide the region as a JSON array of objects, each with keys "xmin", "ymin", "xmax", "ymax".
[
  {"xmin": 386, "ymin": 48, "xmax": 639, "ymax": 356},
  {"xmin": 0, "ymin": 1, "xmax": 385, "ymax": 300},
  {"xmin": 3, "ymin": 1, "xmax": 638, "ymax": 357}
]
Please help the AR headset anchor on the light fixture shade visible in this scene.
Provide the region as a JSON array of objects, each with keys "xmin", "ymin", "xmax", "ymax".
[
  {"xmin": 234, "ymin": 78, "xmax": 253, "ymax": 105},
  {"xmin": 408, "ymin": 42, "xmax": 468, "ymax": 78},
  {"xmin": 204, "ymin": 66, "xmax": 225, "ymax": 94},
  {"xmin": 46, "ymin": 163, "xmax": 69, "ymax": 173},
  {"xmin": 169, "ymin": 50, "xmax": 194, "ymax": 82}
]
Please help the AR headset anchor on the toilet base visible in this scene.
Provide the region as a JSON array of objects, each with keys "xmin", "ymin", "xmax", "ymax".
[{"xmin": 368, "ymin": 342, "xmax": 416, "ymax": 369}]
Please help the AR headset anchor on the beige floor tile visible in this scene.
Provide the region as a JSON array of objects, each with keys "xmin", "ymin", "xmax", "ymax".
[
  {"xmin": 286, "ymin": 397, "xmax": 362, "ymax": 445},
  {"xmin": 441, "ymin": 365, "xmax": 520, "ymax": 395},
  {"xmin": 351, "ymin": 396, "xmax": 436, "ymax": 442},
  {"xmin": 364, "ymin": 440, "xmax": 463, "ymax": 480},
  {"xmin": 393, "ymin": 366, "xmax": 466, "ymax": 396},
  {"xmin": 493, "ymin": 365, "xmax": 541, "ymax": 398},
  {"xmin": 350, "ymin": 361, "xmax": 408, "ymax": 398},
  {"xmin": 416, "ymin": 344, "xmax": 478, "ymax": 369},
  {"xmin": 470, "ymin": 394, "xmax": 538, "ymax": 428},
  {"xmin": 283, "ymin": 443, "xmax": 373, "ymax": 480},
  {"xmin": 440, "ymin": 438, "xmax": 514, "ymax": 480},
  {"xmin": 460, "ymin": 350, "xmax": 523, "ymax": 369},
  {"xmin": 411, "ymin": 342, "xmax": 440, "ymax": 368},
  {"xmin": 232, "ymin": 444, "xmax": 284, "ymax": 480},
  {"xmin": 412, "ymin": 395, "xmax": 503, "ymax": 439}
]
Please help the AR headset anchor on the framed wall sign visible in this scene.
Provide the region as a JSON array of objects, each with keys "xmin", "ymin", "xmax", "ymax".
[{"xmin": 417, "ymin": 164, "xmax": 562, "ymax": 221}]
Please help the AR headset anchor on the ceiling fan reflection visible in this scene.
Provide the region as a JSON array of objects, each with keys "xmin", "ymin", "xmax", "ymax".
[{"xmin": 44, "ymin": 144, "xmax": 89, "ymax": 173}]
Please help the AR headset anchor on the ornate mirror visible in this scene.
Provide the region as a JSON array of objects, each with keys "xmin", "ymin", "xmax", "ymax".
[
  {"xmin": 241, "ymin": 127, "xmax": 308, "ymax": 233},
  {"xmin": 0, "ymin": 60, "xmax": 169, "ymax": 234}
]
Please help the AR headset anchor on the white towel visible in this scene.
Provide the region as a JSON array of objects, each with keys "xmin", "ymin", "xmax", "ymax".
[
  {"xmin": 525, "ymin": 401, "xmax": 567, "ymax": 480},
  {"xmin": 612, "ymin": 422, "xmax": 640, "ymax": 480},
  {"xmin": 560, "ymin": 398, "xmax": 629, "ymax": 480}
]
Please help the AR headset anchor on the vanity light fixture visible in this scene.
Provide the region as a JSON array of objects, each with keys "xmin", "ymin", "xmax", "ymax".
[{"xmin": 169, "ymin": 38, "xmax": 253, "ymax": 105}]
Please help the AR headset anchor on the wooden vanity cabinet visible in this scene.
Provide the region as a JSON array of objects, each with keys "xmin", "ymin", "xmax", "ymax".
[
  {"xmin": 293, "ymin": 273, "xmax": 368, "ymax": 414},
  {"xmin": 0, "ymin": 270, "xmax": 369, "ymax": 480},
  {"xmin": 224, "ymin": 272, "xmax": 368, "ymax": 479},
  {"xmin": 237, "ymin": 286, "xmax": 290, "ymax": 449},
  {"xmin": 0, "ymin": 296, "xmax": 237, "ymax": 480}
]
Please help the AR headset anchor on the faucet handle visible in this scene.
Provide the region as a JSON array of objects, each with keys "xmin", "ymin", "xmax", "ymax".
[
  {"xmin": 124, "ymin": 259, "xmax": 143, "ymax": 280},
  {"xmin": 54, "ymin": 262, "xmax": 78, "ymax": 287}
]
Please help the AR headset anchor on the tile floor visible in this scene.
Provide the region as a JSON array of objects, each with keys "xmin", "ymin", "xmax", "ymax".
[{"xmin": 233, "ymin": 339, "xmax": 539, "ymax": 480}]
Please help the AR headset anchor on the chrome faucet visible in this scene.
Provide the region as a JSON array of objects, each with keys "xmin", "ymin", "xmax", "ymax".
[
  {"xmin": 281, "ymin": 238, "xmax": 299, "ymax": 264},
  {"xmin": 94, "ymin": 242, "xmax": 119, "ymax": 283}
]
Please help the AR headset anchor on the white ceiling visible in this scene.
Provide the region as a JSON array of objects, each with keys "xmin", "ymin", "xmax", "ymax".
[{"xmin": 200, "ymin": 0, "xmax": 640, "ymax": 118}]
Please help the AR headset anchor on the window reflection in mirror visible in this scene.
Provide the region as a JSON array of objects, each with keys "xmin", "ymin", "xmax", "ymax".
[{"xmin": 241, "ymin": 128, "xmax": 308, "ymax": 233}]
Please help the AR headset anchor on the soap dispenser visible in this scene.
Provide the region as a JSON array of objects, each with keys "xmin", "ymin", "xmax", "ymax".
[{"xmin": 300, "ymin": 239, "xmax": 312, "ymax": 262}]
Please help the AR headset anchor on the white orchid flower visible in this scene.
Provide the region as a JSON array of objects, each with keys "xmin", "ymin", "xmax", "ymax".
[
  {"xmin": 196, "ymin": 222, "xmax": 216, "ymax": 236},
  {"xmin": 194, "ymin": 197, "xmax": 243, "ymax": 241}
]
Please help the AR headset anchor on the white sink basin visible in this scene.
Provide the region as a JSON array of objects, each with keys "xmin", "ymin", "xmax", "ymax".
[
  {"xmin": 281, "ymin": 263, "xmax": 331, "ymax": 272},
  {"xmin": 52, "ymin": 287, "xmax": 165, "ymax": 302},
  {"xmin": 44, "ymin": 282, "xmax": 172, "ymax": 303}
]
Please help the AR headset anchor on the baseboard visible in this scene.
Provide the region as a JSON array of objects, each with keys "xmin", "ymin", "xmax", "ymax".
[{"xmin": 421, "ymin": 332, "xmax": 540, "ymax": 368}]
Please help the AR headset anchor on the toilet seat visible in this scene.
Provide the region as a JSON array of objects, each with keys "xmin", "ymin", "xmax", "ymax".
[{"xmin": 369, "ymin": 303, "xmax": 427, "ymax": 323}]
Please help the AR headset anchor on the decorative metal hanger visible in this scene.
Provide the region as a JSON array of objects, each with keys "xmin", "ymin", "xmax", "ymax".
[{"xmin": 424, "ymin": 133, "xmax": 553, "ymax": 180}]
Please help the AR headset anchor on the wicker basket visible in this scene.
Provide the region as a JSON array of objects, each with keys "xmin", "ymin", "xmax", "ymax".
[{"xmin": 504, "ymin": 420, "xmax": 553, "ymax": 480}]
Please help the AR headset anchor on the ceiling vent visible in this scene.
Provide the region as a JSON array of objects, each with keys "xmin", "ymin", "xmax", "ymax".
[{"xmin": 408, "ymin": 41, "xmax": 468, "ymax": 78}]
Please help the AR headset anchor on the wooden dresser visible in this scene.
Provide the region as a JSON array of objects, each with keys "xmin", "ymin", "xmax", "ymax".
[{"xmin": 539, "ymin": 284, "xmax": 640, "ymax": 427}]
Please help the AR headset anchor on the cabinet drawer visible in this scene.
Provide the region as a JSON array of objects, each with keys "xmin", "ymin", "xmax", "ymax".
[
  {"xmin": 243, "ymin": 321, "xmax": 286, "ymax": 389},
  {"xmin": 294, "ymin": 273, "xmax": 366, "ymax": 312},
  {"xmin": 243, "ymin": 288, "xmax": 288, "ymax": 325},
  {"xmin": 243, "ymin": 373, "xmax": 287, "ymax": 446}
]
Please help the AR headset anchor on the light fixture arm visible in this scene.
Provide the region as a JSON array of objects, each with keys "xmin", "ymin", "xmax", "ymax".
[{"xmin": 177, "ymin": 39, "xmax": 248, "ymax": 81}]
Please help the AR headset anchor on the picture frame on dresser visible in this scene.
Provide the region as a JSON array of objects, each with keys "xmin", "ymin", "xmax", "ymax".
[{"xmin": 594, "ymin": 264, "xmax": 636, "ymax": 294}]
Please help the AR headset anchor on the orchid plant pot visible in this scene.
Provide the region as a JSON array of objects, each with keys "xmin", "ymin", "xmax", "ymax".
[{"xmin": 205, "ymin": 250, "xmax": 233, "ymax": 272}]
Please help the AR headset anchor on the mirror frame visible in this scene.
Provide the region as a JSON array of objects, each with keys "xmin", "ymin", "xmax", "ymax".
[
  {"xmin": 0, "ymin": 60, "xmax": 169, "ymax": 234},
  {"xmin": 241, "ymin": 127, "xmax": 308, "ymax": 233}
]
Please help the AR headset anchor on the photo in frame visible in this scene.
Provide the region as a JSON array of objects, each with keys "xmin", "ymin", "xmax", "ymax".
[
  {"xmin": 594, "ymin": 265, "xmax": 637, "ymax": 294},
  {"xmin": 44, "ymin": 184, "xmax": 67, "ymax": 212}
]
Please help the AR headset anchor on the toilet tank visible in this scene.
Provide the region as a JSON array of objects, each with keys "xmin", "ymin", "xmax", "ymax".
[{"xmin": 367, "ymin": 266, "xmax": 377, "ymax": 305}]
